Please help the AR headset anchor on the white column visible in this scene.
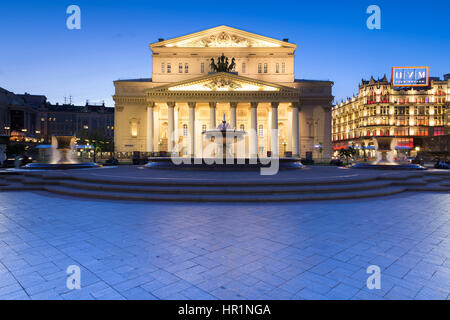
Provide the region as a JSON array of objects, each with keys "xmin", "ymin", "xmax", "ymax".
[
  {"xmin": 209, "ymin": 102, "xmax": 216, "ymax": 129},
  {"xmin": 292, "ymin": 102, "xmax": 300, "ymax": 157},
  {"xmin": 146, "ymin": 102, "xmax": 154, "ymax": 153},
  {"xmin": 167, "ymin": 102, "xmax": 175, "ymax": 153},
  {"xmin": 271, "ymin": 102, "xmax": 279, "ymax": 157},
  {"xmin": 230, "ymin": 102, "xmax": 237, "ymax": 129},
  {"xmin": 188, "ymin": 102, "xmax": 196, "ymax": 158},
  {"xmin": 250, "ymin": 102, "xmax": 258, "ymax": 158}
]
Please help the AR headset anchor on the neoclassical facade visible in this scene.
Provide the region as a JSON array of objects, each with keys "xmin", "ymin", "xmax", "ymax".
[{"xmin": 113, "ymin": 26, "xmax": 333, "ymax": 158}]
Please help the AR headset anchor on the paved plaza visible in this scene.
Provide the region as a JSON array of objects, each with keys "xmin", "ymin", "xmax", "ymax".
[{"xmin": 0, "ymin": 191, "xmax": 449, "ymax": 300}]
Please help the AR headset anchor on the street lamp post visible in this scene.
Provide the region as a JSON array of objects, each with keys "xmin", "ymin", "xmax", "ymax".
[{"xmin": 282, "ymin": 140, "xmax": 287, "ymax": 157}]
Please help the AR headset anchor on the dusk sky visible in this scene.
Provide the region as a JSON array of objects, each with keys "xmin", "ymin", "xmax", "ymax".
[{"xmin": 1, "ymin": 0, "xmax": 449, "ymax": 107}]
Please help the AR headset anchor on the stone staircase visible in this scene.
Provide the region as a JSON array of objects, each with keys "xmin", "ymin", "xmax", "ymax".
[{"xmin": 0, "ymin": 170, "xmax": 449, "ymax": 202}]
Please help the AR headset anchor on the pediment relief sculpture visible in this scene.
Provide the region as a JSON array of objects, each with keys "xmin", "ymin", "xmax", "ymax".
[{"xmin": 168, "ymin": 32, "xmax": 279, "ymax": 48}]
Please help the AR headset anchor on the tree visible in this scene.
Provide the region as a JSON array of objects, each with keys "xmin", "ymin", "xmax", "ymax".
[
  {"xmin": 361, "ymin": 142, "xmax": 368, "ymax": 162},
  {"xmin": 76, "ymin": 129, "xmax": 113, "ymax": 162},
  {"xmin": 339, "ymin": 145, "xmax": 357, "ymax": 165}
]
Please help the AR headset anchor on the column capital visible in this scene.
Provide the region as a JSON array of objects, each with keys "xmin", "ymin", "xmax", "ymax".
[
  {"xmin": 291, "ymin": 102, "xmax": 301, "ymax": 112},
  {"xmin": 209, "ymin": 102, "xmax": 217, "ymax": 108},
  {"xmin": 167, "ymin": 101, "xmax": 176, "ymax": 108},
  {"xmin": 188, "ymin": 102, "xmax": 196, "ymax": 109},
  {"xmin": 147, "ymin": 101, "xmax": 155, "ymax": 108},
  {"xmin": 250, "ymin": 102, "xmax": 258, "ymax": 109},
  {"xmin": 229, "ymin": 102, "xmax": 238, "ymax": 108},
  {"xmin": 271, "ymin": 102, "xmax": 280, "ymax": 108}
]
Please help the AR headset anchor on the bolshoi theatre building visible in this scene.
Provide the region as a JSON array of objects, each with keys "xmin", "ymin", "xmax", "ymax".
[{"xmin": 113, "ymin": 26, "xmax": 334, "ymax": 159}]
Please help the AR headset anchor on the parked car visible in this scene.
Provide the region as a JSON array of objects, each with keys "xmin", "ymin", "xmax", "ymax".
[
  {"xmin": 434, "ymin": 160, "xmax": 450, "ymax": 169},
  {"xmin": 104, "ymin": 157, "xmax": 119, "ymax": 166},
  {"xmin": 3, "ymin": 156, "xmax": 28, "ymax": 168},
  {"xmin": 300, "ymin": 158, "xmax": 315, "ymax": 165},
  {"xmin": 411, "ymin": 157, "xmax": 424, "ymax": 166},
  {"xmin": 330, "ymin": 158, "xmax": 344, "ymax": 166}
]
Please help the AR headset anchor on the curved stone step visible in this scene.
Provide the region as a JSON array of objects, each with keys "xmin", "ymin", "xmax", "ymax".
[
  {"xmin": 20, "ymin": 171, "xmax": 424, "ymax": 187},
  {"xmin": 41, "ymin": 184, "xmax": 407, "ymax": 202},
  {"xmin": 48, "ymin": 179, "xmax": 397, "ymax": 195}
]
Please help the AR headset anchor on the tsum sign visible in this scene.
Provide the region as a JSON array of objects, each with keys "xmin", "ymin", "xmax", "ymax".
[{"xmin": 392, "ymin": 66, "xmax": 429, "ymax": 87}]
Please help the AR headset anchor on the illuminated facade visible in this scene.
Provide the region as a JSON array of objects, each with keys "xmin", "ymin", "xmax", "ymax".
[
  {"xmin": 113, "ymin": 26, "xmax": 333, "ymax": 159},
  {"xmin": 332, "ymin": 74, "xmax": 449, "ymax": 157}
]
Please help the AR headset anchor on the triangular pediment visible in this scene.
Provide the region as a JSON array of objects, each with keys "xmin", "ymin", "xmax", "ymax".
[
  {"xmin": 151, "ymin": 25, "xmax": 296, "ymax": 49},
  {"xmin": 148, "ymin": 73, "xmax": 297, "ymax": 92}
]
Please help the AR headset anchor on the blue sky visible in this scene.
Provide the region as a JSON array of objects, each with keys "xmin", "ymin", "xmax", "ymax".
[{"xmin": 1, "ymin": 0, "xmax": 449, "ymax": 107}]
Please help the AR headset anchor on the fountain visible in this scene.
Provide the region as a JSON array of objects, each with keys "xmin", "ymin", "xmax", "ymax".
[
  {"xmin": 351, "ymin": 137, "xmax": 425, "ymax": 170},
  {"xmin": 23, "ymin": 136, "xmax": 100, "ymax": 170},
  {"xmin": 202, "ymin": 114, "xmax": 247, "ymax": 159},
  {"xmin": 145, "ymin": 115, "xmax": 303, "ymax": 170}
]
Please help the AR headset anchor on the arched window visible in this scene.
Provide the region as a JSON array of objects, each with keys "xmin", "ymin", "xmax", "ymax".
[
  {"xmin": 179, "ymin": 63, "xmax": 183, "ymax": 73},
  {"xmin": 130, "ymin": 119, "xmax": 138, "ymax": 137},
  {"xmin": 276, "ymin": 63, "xmax": 280, "ymax": 73},
  {"xmin": 264, "ymin": 63, "xmax": 268, "ymax": 73},
  {"xmin": 185, "ymin": 63, "xmax": 189, "ymax": 73},
  {"xmin": 258, "ymin": 63, "xmax": 262, "ymax": 74},
  {"xmin": 183, "ymin": 124, "xmax": 188, "ymax": 136}
]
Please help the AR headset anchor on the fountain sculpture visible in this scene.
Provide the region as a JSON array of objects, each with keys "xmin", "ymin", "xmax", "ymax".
[
  {"xmin": 23, "ymin": 136, "xmax": 100, "ymax": 170},
  {"xmin": 352, "ymin": 137, "xmax": 425, "ymax": 170},
  {"xmin": 202, "ymin": 114, "xmax": 246, "ymax": 159}
]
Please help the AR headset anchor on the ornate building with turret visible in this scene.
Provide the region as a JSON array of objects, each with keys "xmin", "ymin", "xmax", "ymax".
[{"xmin": 332, "ymin": 74, "xmax": 449, "ymax": 158}]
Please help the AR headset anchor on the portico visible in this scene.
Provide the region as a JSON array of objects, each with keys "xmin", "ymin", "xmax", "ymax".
[{"xmin": 141, "ymin": 73, "xmax": 301, "ymax": 158}]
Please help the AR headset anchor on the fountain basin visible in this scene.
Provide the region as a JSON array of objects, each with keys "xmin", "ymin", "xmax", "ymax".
[
  {"xmin": 144, "ymin": 157, "xmax": 303, "ymax": 170},
  {"xmin": 351, "ymin": 163, "xmax": 426, "ymax": 170},
  {"xmin": 23, "ymin": 162, "xmax": 101, "ymax": 170}
]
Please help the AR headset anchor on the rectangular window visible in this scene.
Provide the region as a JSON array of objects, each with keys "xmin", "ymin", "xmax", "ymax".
[
  {"xmin": 282, "ymin": 62, "xmax": 286, "ymax": 73},
  {"xmin": 161, "ymin": 63, "xmax": 165, "ymax": 73},
  {"xmin": 179, "ymin": 63, "xmax": 183, "ymax": 73},
  {"xmin": 242, "ymin": 62, "xmax": 246, "ymax": 73},
  {"xmin": 185, "ymin": 63, "xmax": 189, "ymax": 73},
  {"xmin": 259, "ymin": 125, "xmax": 264, "ymax": 137},
  {"xmin": 434, "ymin": 127, "xmax": 445, "ymax": 136},
  {"xmin": 200, "ymin": 62, "xmax": 204, "ymax": 73},
  {"xmin": 258, "ymin": 63, "xmax": 262, "ymax": 74},
  {"xmin": 167, "ymin": 63, "xmax": 171, "ymax": 73},
  {"xmin": 276, "ymin": 63, "xmax": 279, "ymax": 73}
]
